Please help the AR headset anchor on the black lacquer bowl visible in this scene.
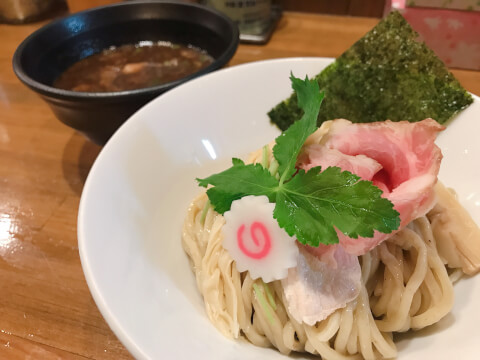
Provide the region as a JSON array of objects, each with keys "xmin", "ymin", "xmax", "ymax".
[{"xmin": 13, "ymin": 1, "xmax": 239, "ymax": 145}]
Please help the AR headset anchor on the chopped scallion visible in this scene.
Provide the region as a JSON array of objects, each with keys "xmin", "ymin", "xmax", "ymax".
[
  {"xmin": 200, "ymin": 198, "xmax": 211, "ymax": 225},
  {"xmin": 268, "ymin": 158, "xmax": 279, "ymax": 177},
  {"xmin": 252, "ymin": 282, "xmax": 275, "ymax": 325},
  {"xmin": 261, "ymin": 145, "xmax": 269, "ymax": 169},
  {"xmin": 262, "ymin": 281, "xmax": 277, "ymax": 310}
]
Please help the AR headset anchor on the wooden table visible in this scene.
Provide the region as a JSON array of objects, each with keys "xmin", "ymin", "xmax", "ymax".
[{"xmin": 1, "ymin": 2, "xmax": 479, "ymax": 359}]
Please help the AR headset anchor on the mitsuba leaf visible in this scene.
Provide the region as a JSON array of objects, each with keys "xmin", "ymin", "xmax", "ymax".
[
  {"xmin": 196, "ymin": 158, "xmax": 278, "ymax": 214},
  {"xmin": 196, "ymin": 74, "xmax": 401, "ymax": 247},
  {"xmin": 275, "ymin": 190, "xmax": 338, "ymax": 246},
  {"xmin": 273, "ymin": 74, "xmax": 324, "ymax": 184},
  {"xmin": 274, "ymin": 167, "xmax": 400, "ymax": 246}
]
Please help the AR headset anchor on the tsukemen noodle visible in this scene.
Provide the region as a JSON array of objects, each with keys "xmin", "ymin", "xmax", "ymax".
[{"xmin": 54, "ymin": 41, "xmax": 214, "ymax": 92}]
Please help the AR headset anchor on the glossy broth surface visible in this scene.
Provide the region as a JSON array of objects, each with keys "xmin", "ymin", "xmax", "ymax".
[{"xmin": 54, "ymin": 41, "xmax": 214, "ymax": 92}]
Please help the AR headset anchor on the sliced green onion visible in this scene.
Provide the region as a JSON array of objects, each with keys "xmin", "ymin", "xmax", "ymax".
[
  {"xmin": 262, "ymin": 281, "xmax": 277, "ymax": 310},
  {"xmin": 261, "ymin": 145, "xmax": 269, "ymax": 169},
  {"xmin": 252, "ymin": 282, "xmax": 275, "ymax": 325},
  {"xmin": 200, "ymin": 199, "xmax": 211, "ymax": 225},
  {"xmin": 268, "ymin": 158, "xmax": 279, "ymax": 177}
]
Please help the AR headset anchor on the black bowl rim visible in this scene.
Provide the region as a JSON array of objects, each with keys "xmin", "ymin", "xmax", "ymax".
[{"xmin": 12, "ymin": 0, "xmax": 239, "ymax": 102}]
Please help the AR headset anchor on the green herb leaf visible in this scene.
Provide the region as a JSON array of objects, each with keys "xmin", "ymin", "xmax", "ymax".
[
  {"xmin": 274, "ymin": 167, "xmax": 400, "ymax": 246},
  {"xmin": 197, "ymin": 158, "xmax": 278, "ymax": 214},
  {"xmin": 273, "ymin": 74, "xmax": 324, "ymax": 185},
  {"xmin": 196, "ymin": 74, "xmax": 400, "ymax": 247}
]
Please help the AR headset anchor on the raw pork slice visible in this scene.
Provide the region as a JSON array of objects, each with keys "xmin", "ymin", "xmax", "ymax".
[
  {"xmin": 300, "ymin": 119, "xmax": 444, "ymax": 255},
  {"xmin": 282, "ymin": 243, "xmax": 361, "ymax": 325}
]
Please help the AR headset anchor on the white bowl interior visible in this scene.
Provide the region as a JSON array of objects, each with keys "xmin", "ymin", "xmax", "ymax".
[{"xmin": 78, "ymin": 58, "xmax": 480, "ymax": 360}]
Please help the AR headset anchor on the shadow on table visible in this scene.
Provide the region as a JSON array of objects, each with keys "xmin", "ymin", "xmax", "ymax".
[{"xmin": 61, "ymin": 132, "xmax": 102, "ymax": 196}]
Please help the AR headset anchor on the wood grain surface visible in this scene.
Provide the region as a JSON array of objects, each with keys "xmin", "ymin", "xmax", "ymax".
[
  {"xmin": 0, "ymin": 1, "xmax": 479, "ymax": 359},
  {"xmin": 278, "ymin": 0, "xmax": 387, "ymax": 17}
]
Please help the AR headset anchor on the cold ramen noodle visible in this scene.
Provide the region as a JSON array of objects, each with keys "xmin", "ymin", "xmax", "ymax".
[{"xmin": 181, "ymin": 76, "xmax": 480, "ymax": 360}]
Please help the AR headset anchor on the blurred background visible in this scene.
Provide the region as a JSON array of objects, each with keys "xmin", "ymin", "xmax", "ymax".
[{"xmin": 0, "ymin": 0, "xmax": 388, "ymax": 24}]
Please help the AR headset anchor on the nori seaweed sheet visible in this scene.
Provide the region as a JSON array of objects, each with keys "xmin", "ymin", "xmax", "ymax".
[{"xmin": 268, "ymin": 11, "xmax": 473, "ymax": 131}]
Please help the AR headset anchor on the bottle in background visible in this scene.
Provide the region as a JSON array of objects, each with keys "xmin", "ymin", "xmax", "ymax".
[
  {"xmin": 201, "ymin": 0, "xmax": 272, "ymax": 35},
  {"xmin": 0, "ymin": 0, "xmax": 67, "ymax": 24}
]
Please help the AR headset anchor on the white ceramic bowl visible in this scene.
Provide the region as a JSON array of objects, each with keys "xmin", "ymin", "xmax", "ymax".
[{"xmin": 78, "ymin": 58, "xmax": 480, "ymax": 360}]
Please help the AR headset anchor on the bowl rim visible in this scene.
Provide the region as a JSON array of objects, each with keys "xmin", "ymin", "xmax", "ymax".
[{"xmin": 12, "ymin": 0, "xmax": 240, "ymax": 102}]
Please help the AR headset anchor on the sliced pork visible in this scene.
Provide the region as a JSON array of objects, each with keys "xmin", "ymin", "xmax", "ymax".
[
  {"xmin": 298, "ymin": 146, "xmax": 383, "ymax": 182},
  {"xmin": 282, "ymin": 243, "xmax": 361, "ymax": 326},
  {"xmin": 300, "ymin": 118, "xmax": 444, "ymax": 255},
  {"xmin": 283, "ymin": 119, "xmax": 444, "ymax": 325}
]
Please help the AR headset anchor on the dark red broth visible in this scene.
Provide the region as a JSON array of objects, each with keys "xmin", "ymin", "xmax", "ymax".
[{"xmin": 54, "ymin": 41, "xmax": 214, "ymax": 92}]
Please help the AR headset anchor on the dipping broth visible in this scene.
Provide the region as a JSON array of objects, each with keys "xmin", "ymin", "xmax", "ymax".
[{"xmin": 54, "ymin": 42, "xmax": 214, "ymax": 92}]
